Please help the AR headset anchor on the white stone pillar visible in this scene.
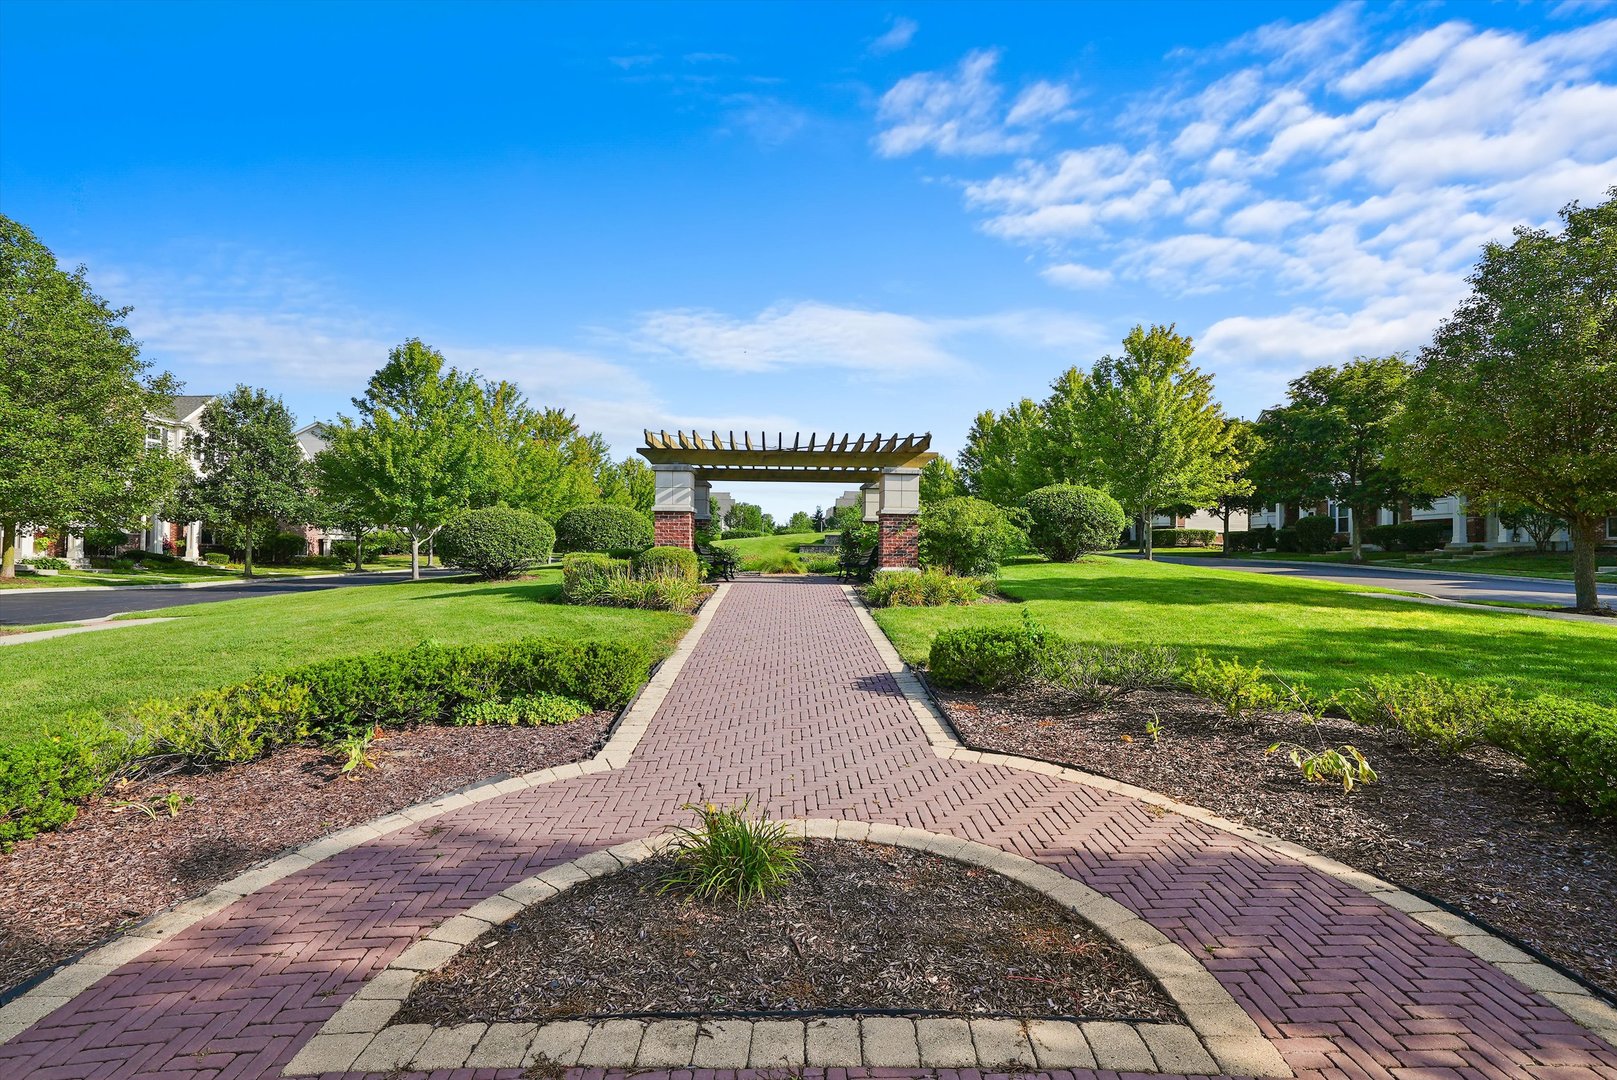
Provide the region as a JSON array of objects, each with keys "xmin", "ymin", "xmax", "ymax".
[
  {"xmin": 862, "ymin": 484, "xmax": 880, "ymax": 524},
  {"xmin": 1449, "ymin": 495, "xmax": 1469, "ymax": 547},
  {"xmin": 147, "ymin": 515, "xmax": 166, "ymax": 553},
  {"xmin": 64, "ymin": 531, "xmax": 86, "ymax": 567},
  {"xmin": 186, "ymin": 521, "xmax": 203, "ymax": 561},
  {"xmin": 693, "ymin": 479, "xmax": 712, "ymax": 524}
]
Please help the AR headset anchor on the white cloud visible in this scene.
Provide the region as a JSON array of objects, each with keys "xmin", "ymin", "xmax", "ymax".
[
  {"xmin": 874, "ymin": 48, "xmax": 1074, "ymax": 157},
  {"xmin": 869, "ymin": 16, "xmax": 918, "ymax": 56},
  {"xmin": 880, "ymin": 3, "xmax": 1617, "ymax": 397},
  {"xmin": 1041, "ymin": 263, "xmax": 1113, "ymax": 290}
]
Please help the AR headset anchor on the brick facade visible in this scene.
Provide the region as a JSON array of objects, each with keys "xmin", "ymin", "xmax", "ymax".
[
  {"xmin": 653, "ymin": 509, "xmax": 695, "ymax": 549},
  {"xmin": 878, "ymin": 512, "xmax": 919, "ymax": 570}
]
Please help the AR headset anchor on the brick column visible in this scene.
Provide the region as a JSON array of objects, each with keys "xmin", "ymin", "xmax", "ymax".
[
  {"xmin": 653, "ymin": 510, "xmax": 694, "ymax": 549},
  {"xmin": 876, "ymin": 466, "xmax": 922, "ymax": 571},
  {"xmin": 878, "ymin": 514, "xmax": 919, "ymax": 570},
  {"xmin": 652, "ymin": 464, "xmax": 698, "ymax": 550}
]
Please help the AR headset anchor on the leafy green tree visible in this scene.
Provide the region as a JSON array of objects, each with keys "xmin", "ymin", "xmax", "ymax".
[
  {"xmin": 783, "ymin": 510, "xmax": 815, "ymax": 533},
  {"xmin": 1250, "ymin": 357, "xmax": 1418, "ymax": 561},
  {"xmin": 1495, "ymin": 504, "xmax": 1565, "ymax": 553},
  {"xmin": 1088, "ymin": 324, "xmax": 1237, "ymax": 561},
  {"xmin": 958, "ymin": 399, "xmax": 1049, "ymax": 507},
  {"xmin": 1215, "ymin": 419, "xmax": 1262, "ymax": 555},
  {"xmin": 0, "ymin": 216, "xmax": 186, "ymax": 576},
  {"xmin": 176, "ymin": 386, "xmax": 311, "ymax": 577},
  {"xmin": 919, "ymin": 457, "xmax": 966, "ymax": 504},
  {"xmin": 598, "ymin": 455, "xmax": 655, "ymax": 514},
  {"xmin": 811, "ymin": 506, "xmax": 827, "ymax": 531},
  {"xmin": 319, "ymin": 339, "xmax": 483, "ymax": 579},
  {"xmin": 477, "ymin": 389, "xmax": 602, "ymax": 522},
  {"xmin": 725, "ymin": 502, "xmax": 766, "ymax": 533},
  {"xmin": 918, "ymin": 496, "xmax": 1023, "ymax": 576},
  {"xmin": 1034, "ymin": 366, "xmax": 1105, "ymax": 487},
  {"xmin": 1398, "ymin": 189, "xmax": 1617, "ymax": 612}
]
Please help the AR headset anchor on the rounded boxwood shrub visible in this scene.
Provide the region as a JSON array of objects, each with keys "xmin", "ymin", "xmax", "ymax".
[
  {"xmin": 438, "ymin": 506, "xmax": 556, "ymax": 580},
  {"xmin": 555, "ymin": 504, "xmax": 654, "ymax": 553},
  {"xmin": 1294, "ymin": 514, "xmax": 1340, "ymax": 553},
  {"xmin": 927, "ymin": 617, "xmax": 1069, "ymax": 690},
  {"xmin": 1022, "ymin": 485, "xmax": 1128, "ymax": 561},
  {"xmin": 632, "ymin": 545, "xmax": 699, "ymax": 583}
]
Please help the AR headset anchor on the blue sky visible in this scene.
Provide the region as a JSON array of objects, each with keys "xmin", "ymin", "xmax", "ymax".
[{"xmin": 4, "ymin": 1, "xmax": 1614, "ymax": 516}]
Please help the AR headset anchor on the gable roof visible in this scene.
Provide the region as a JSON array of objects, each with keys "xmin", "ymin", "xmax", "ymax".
[{"xmin": 154, "ymin": 395, "xmax": 216, "ymax": 424}]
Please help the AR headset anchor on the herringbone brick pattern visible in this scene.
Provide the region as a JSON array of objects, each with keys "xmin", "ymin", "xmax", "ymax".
[{"xmin": 2, "ymin": 578, "xmax": 1612, "ymax": 1080}]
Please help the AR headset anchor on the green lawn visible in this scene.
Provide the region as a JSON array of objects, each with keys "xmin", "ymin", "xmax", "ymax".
[
  {"xmin": 1141, "ymin": 547, "xmax": 1617, "ymax": 581},
  {"xmin": 0, "ymin": 556, "xmax": 435, "ymax": 590},
  {"xmin": 872, "ymin": 557, "xmax": 1617, "ymax": 706},
  {"xmin": 0, "ymin": 568, "xmax": 689, "ymax": 742},
  {"xmin": 714, "ymin": 531, "xmax": 828, "ymax": 570}
]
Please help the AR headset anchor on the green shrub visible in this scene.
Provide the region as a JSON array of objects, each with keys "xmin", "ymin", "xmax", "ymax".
[
  {"xmin": 554, "ymin": 504, "xmax": 653, "ymax": 553},
  {"xmin": 21, "ymin": 556, "xmax": 71, "ymax": 571},
  {"xmin": 1274, "ymin": 526, "xmax": 1299, "ymax": 552},
  {"xmin": 450, "ymin": 691, "xmax": 590, "ymax": 727},
  {"xmin": 561, "ymin": 552, "xmax": 631, "ymax": 602},
  {"xmin": 260, "ymin": 530, "xmax": 310, "ymax": 564},
  {"xmin": 0, "ymin": 731, "xmax": 110, "ymax": 851},
  {"xmin": 863, "ymin": 569, "xmax": 985, "ymax": 608},
  {"xmin": 1022, "ymin": 485, "xmax": 1128, "ymax": 562},
  {"xmin": 1344, "ymin": 674, "xmax": 1504, "ymax": 752},
  {"xmin": 918, "ymin": 496, "xmax": 1023, "ymax": 575},
  {"xmin": 1150, "ymin": 528, "xmax": 1216, "ymax": 548},
  {"xmin": 1498, "ymin": 697, "xmax": 1617, "ymax": 819},
  {"xmin": 661, "ymin": 800, "xmax": 802, "ymax": 905},
  {"xmin": 438, "ymin": 506, "xmax": 556, "ymax": 580},
  {"xmin": 367, "ymin": 529, "xmax": 411, "ymax": 555},
  {"xmin": 202, "ymin": 551, "xmax": 231, "ymax": 566},
  {"xmin": 721, "ymin": 528, "xmax": 763, "ymax": 539},
  {"xmin": 1363, "ymin": 521, "xmax": 1453, "ymax": 552},
  {"xmin": 927, "ymin": 614, "xmax": 1069, "ymax": 690},
  {"xmin": 1294, "ymin": 515, "xmax": 1341, "ymax": 553},
  {"xmin": 117, "ymin": 677, "xmax": 313, "ymax": 768},
  {"xmin": 632, "ymin": 545, "xmax": 699, "ymax": 583},
  {"xmin": 82, "ymin": 527, "xmax": 131, "ymax": 558},
  {"xmin": 1225, "ymin": 527, "xmax": 1275, "ymax": 552},
  {"xmin": 1181, "ymin": 655, "xmax": 1279, "ymax": 718},
  {"xmin": 803, "ymin": 555, "xmax": 841, "ymax": 574}
]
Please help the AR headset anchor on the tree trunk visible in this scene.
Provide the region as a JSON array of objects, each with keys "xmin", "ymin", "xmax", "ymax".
[
  {"xmin": 0, "ymin": 521, "xmax": 16, "ymax": 578},
  {"xmin": 427, "ymin": 534, "xmax": 434, "ymax": 568},
  {"xmin": 1221, "ymin": 508, "xmax": 1231, "ymax": 555},
  {"xmin": 243, "ymin": 527, "xmax": 255, "ymax": 579},
  {"xmin": 353, "ymin": 532, "xmax": 364, "ymax": 573},
  {"xmin": 1141, "ymin": 510, "xmax": 1155, "ymax": 561},
  {"xmin": 410, "ymin": 535, "xmax": 421, "ymax": 580},
  {"xmin": 1349, "ymin": 510, "xmax": 1364, "ymax": 564},
  {"xmin": 1570, "ymin": 513, "xmax": 1604, "ymax": 614}
]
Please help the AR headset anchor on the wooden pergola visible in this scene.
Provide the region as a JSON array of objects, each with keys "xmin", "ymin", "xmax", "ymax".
[
  {"xmin": 637, "ymin": 430, "xmax": 934, "ymax": 568},
  {"xmin": 639, "ymin": 430, "xmax": 935, "ymax": 483}
]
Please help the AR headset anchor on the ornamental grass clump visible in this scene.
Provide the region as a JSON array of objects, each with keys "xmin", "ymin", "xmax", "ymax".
[{"xmin": 660, "ymin": 800, "xmax": 802, "ymax": 905}]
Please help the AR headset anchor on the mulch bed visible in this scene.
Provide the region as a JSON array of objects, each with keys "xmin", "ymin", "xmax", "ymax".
[
  {"xmin": 939, "ymin": 684, "xmax": 1617, "ymax": 998},
  {"xmin": 0, "ymin": 715, "xmax": 611, "ymax": 994},
  {"xmin": 395, "ymin": 838, "xmax": 1182, "ymax": 1024}
]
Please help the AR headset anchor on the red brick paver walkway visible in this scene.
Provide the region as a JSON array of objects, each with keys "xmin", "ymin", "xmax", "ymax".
[{"xmin": 3, "ymin": 579, "xmax": 1612, "ymax": 1080}]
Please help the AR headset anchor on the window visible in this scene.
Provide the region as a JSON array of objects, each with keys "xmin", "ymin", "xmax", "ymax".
[
  {"xmin": 144, "ymin": 425, "xmax": 163, "ymax": 451},
  {"xmin": 1607, "ymin": 516, "xmax": 1617, "ymax": 541},
  {"xmin": 1329, "ymin": 503, "xmax": 1351, "ymax": 532}
]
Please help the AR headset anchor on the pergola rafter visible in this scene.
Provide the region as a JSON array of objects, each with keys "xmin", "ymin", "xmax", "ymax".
[{"xmin": 640, "ymin": 430, "xmax": 934, "ymax": 481}]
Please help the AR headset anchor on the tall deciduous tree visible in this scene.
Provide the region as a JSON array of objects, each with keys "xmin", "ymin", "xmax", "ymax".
[
  {"xmin": 1088, "ymin": 324, "xmax": 1237, "ymax": 561},
  {"xmin": 177, "ymin": 386, "xmax": 311, "ymax": 577},
  {"xmin": 919, "ymin": 457, "xmax": 965, "ymax": 504},
  {"xmin": 597, "ymin": 456, "xmax": 655, "ymax": 514},
  {"xmin": 1398, "ymin": 189, "xmax": 1617, "ymax": 612},
  {"xmin": 1035, "ymin": 366, "xmax": 1105, "ymax": 487},
  {"xmin": 958, "ymin": 399, "xmax": 1049, "ymax": 507},
  {"xmin": 0, "ymin": 216, "xmax": 185, "ymax": 576},
  {"xmin": 476, "ymin": 389, "xmax": 603, "ymax": 522},
  {"xmin": 1251, "ymin": 356, "xmax": 1420, "ymax": 562},
  {"xmin": 1215, "ymin": 418, "xmax": 1262, "ymax": 555},
  {"xmin": 724, "ymin": 502, "xmax": 766, "ymax": 533},
  {"xmin": 320, "ymin": 339, "xmax": 482, "ymax": 579}
]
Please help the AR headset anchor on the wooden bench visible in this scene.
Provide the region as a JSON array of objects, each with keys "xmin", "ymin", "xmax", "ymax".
[{"xmin": 837, "ymin": 542, "xmax": 879, "ymax": 583}]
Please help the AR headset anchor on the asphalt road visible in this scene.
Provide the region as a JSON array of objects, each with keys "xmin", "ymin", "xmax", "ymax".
[
  {"xmin": 1141, "ymin": 554, "xmax": 1612, "ymax": 608},
  {"xmin": 0, "ymin": 567, "xmax": 466, "ymax": 626}
]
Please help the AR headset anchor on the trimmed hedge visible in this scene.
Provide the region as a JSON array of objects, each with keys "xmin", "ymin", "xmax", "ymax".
[
  {"xmin": 554, "ymin": 504, "xmax": 653, "ymax": 553},
  {"xmin": 632, "ymin": 545, "xmax": 699, "ymax": 583},
  {"xmin": 1226, "ymin": 527, "xmax": 1275, "ymax": 552},
  {"xmin": 438, "ymin": 506, "xmax": 556, "ymax": 580},
  {"xmin": 1363, "ymin": 521, "xmax": 1452, "ymax": 552},
  {"xmin": 1023, "ymin": 485, "xmax": 1127, "ymax": 561},
  {"xmin": 721, "ymin": 529, "xmax": 763, "ymax": 539},
  {"xmin": 927, "ymin": 616, "xmax": 1068, "ymax": 690},
  {"xmin": 1294, "ymin": 515, "xmax": 1341, "ymax": 553},
  {"xmin": 0, "ymin": 732, "xmax": 109, "ymax": 851},
  {"xmin": 1151, "ymin": 528, "xmax": 1216, "ymax": 548},
  {"xmin": 863, "ymin": 569, "xmax": 985, "ymax": 608}
]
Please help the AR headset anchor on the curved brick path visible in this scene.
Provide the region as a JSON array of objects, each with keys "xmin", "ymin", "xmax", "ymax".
[{"xmin": 3, "ymin": 578, "xmax": 1614, "ymax": 1080}]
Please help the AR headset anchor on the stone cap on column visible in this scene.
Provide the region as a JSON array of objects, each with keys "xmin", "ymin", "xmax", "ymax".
[
  {"xmin": 878, "ymin": 467, "xmax": 921, "ymax": 517},
  {"xmin": 652, "ymin": 465, "xmax": 697, "ymax": 513}
]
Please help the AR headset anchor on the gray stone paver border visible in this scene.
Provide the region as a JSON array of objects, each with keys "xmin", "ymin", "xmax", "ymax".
[
  {"xmin": 842, "ymin": 583, "xmax": 1617, "ymax": 1049},
  {"xmin": 0, "ymin": 582, "xmax": 731, "ymax": 1045},
  {"xmin": 281, "ymin": 822, "xmax": 1289, "ymax": 1077}
]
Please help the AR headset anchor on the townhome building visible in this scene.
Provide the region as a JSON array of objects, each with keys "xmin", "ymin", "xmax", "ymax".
[{"xmin": 1248, "ymin": 497, "xmax": 1617, "ymax": 549}]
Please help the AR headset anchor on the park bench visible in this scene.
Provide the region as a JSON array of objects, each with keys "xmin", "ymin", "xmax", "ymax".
[
  {"xmin": 696, "ymin": 542, "xmax": 738, "ymax": 581},
  {"xmin": 837, "ymin": 542, "xmax": 879, "ymax": 582}
]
